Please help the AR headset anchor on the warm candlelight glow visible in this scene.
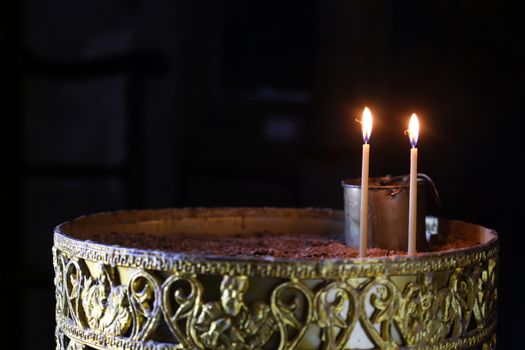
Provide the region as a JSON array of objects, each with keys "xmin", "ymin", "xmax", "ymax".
[
  {"xmin": 407, "ymin": 113, "xmax": 419, "ymax": 256},
  {"xmin": 362, "ymin": 107, "xmax": 373, "ymax": 143},
  {"xmin": 358, "ymin": 106, "xmax": 372, "ymax": 257},
  {"xmin": 408, "ymin": 113, "xmax": 419, "ymax": 147}
]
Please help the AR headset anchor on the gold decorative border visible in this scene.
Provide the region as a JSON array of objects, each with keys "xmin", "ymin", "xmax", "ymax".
[
  {"xmin": 54, "ymin": 232, "xmax": 498, "ymax": 279},
  {"xmin": 54, "ymin": 249, "xmax": 497, "ymax": 349},
  {"xmin": 57, "ymin": 316, "xmax": 496, "ymax": 350},
  {"xmin": 54, "ymin": 210, "xmax": 498, "ymax": 349}
]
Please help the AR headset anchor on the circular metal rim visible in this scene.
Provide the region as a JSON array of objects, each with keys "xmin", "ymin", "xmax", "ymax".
[{"xmin": 54, "ymin": 207, "xmax": 498, "ymax": 278}]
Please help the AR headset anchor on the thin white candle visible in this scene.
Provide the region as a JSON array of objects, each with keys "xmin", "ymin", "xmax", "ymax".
[
  {"xmin": 360, "ymin": 107, "xmax": 373, "ymax": 258},
  {"xmin": 407, "ymin": 114, "xmax": 419, "ymax": 256}
]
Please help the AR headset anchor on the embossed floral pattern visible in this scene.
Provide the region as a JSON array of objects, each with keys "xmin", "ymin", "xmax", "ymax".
[
  {"xmin": 55, "ymin": 254, "xmax": 497, "ymax": 349},
  {"xmin": 54, "ymin": 232, "xmax": 498, "ymax": 350},
  {"xmin": 81, "ymin": 263, "xmax": 131, "ymax": 336}
]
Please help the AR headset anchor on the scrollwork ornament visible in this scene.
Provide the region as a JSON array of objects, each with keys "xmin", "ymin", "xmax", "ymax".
[
  {"xmin": 162, "ymin": 273, "xmax": 203, "ymax": 349},
  {"xmin": 360, "ymin": 277, "xmax": 402, "ymax": 349},
  {"xmin": 314, "ymin": 281, "xmax": 358, "ymax": 350},
  {"xmin": 55, "ymin": 254, "xmax": 498, "ymax": 350},
  {"xmin": 64, "ymin": 258, "xmax": 89, "ymax": 328},
  {"xmin": 271, "ymin": 279, "xmax": 314, "ymax": 350},
  {"xmin": 127, "ymin": 270, "xmax": 162, "ymax": 341}
]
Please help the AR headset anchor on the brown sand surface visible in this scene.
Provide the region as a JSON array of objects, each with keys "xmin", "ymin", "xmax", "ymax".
[{"xmin": 87, "ymin": 231, "xmax": 476, "ymax": 259}]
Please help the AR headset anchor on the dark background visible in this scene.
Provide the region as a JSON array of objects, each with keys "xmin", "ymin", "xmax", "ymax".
[{"xmin": 0, "ymin": 1, "xmax": 521, "ymax": 348}]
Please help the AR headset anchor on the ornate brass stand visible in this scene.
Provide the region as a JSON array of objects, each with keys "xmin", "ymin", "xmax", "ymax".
[{"xmin": 53, "ymin": 208, "xmax": 497, "ymax": 350}]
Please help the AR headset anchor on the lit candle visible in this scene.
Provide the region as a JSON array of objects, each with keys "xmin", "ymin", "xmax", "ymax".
[
  {"xmin": 359, "ymin": 107, "xmax": 373, "ymax": 257},
  {"xmin": 407, "ymin": 113, "xmax": 419, "ymax": 256}
]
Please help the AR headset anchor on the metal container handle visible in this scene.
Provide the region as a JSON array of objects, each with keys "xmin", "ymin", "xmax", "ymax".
[{"xmin": 417, "ymin": 173, "xmax": 441, "ymax": 210}]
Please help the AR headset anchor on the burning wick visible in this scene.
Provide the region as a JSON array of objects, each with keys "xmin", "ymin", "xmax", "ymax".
[
  {"xmin": 407, "ymin": 113, "xmax": 419, "ymax": 256},
  {"xmin": 359, "ymin": 107, "xmax": 373, "ymax": 257}
]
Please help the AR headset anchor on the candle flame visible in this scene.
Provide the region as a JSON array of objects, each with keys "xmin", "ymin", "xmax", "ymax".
[
  {"xmin": 362, "ymin": 107, "xmax": 373, "ymax": 143},
  {"xmin": 408, "ymin": 113, "xmax": 419, "ymax": 147}
]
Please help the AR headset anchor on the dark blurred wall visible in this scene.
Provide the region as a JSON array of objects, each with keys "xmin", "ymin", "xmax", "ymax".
[{"xmin": 0, "ymin": 1, "xmax": 521, "ymax": 348}]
